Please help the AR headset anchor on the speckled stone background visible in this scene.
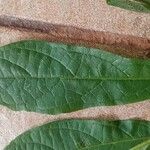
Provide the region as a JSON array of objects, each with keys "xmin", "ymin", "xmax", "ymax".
[
  {"xmin": 1, "ymin": 0, "xmax": 150, "ymax": 38},
  {"xmin": 0, "ymin": 0, "xmax": 150, "ymax": 57},
  {"xmin": 0, "ymin": 0, "xmax": 150, "ymax": 149}
]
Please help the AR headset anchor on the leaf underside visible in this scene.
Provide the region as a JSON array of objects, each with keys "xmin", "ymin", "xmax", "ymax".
[
  {"xmin": 107, "ymin": 0, "xmax": 150, "ymax": 13},
  {"xmin": 0, "ymin": 40, "xmax": 150, "ymax": 114},
  {"xmin": 5, "ymin": 120, "xmax": 150, "ymax": 150}
]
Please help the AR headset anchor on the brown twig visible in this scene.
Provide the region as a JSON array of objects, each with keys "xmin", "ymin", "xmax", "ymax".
[{"xmin": 0, "ymin": 15, "xmax": 150, "ymax": 58}]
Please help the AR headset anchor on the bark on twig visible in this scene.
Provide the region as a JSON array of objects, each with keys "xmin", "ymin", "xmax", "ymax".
[{"xmin": 0, "ymin": 15, "xmax": 150, "ymax": 58}]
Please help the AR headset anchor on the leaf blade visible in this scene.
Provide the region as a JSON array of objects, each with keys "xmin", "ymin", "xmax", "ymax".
[
  {"xmin": 130, "ymin": 139, "xmax": 150, "ymax": 150},
  {"xmin": 4, "ymin": 120, "xmax": 150, "ymax": 150},
  {"xmin": 106, "ymin": 0, "xmax": 150, "ymax": 13},
  {"xmin": 0, "ymin": 40, "xmax": 150, "ymax": 114}
]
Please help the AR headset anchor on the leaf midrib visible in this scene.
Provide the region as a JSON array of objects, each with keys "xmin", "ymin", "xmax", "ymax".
[
  {"xmin": 0, "ymin": 77, "xmax": 150, "ymax": 80},
  {"xmin": 79, "ymin": 136, "xmax": 150, "ymax": 149}
]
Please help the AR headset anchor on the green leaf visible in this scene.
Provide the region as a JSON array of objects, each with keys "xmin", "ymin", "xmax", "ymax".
[
  {"xmin": 0, "ymin": 40, "xmax": 150, "ymax": 114},
  {"xmin": 130, "ymin": 139, "xmax": 150, "ymax": 150},
  {"xmin": 106, "ymin": 0, "xmax": 150, "ymax": 13},
  {"xmin": 5, "ymin": 120, "xmax": 150, "ymax": 150}
]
